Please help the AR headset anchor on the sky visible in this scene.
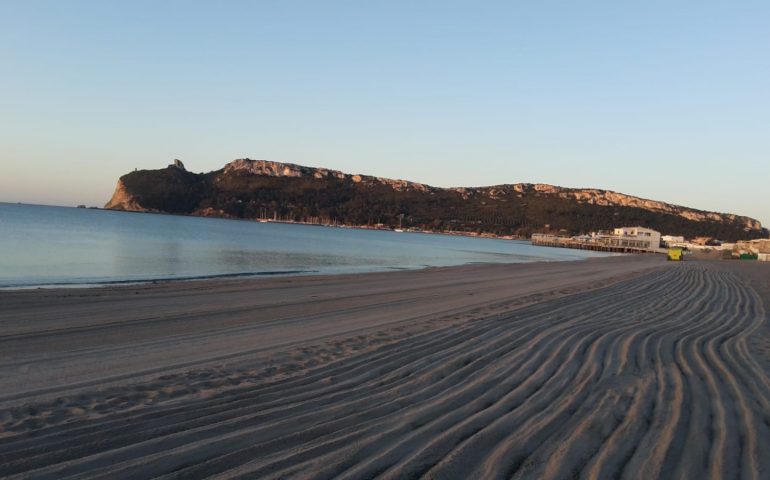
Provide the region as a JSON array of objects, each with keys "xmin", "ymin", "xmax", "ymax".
[{"xmin": 1, "ymin": 1, "xmax": 768, "ymax": 226}]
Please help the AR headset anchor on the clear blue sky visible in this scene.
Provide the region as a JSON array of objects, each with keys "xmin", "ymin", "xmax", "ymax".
[{"xmin": 1, "ymin": 1, "xmax": 768, "ymax": 226}]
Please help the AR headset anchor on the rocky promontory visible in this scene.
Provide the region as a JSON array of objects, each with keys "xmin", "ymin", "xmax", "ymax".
[{"xmin": 105, "ymin": 158, "xmax": 766, "ymax": 241}]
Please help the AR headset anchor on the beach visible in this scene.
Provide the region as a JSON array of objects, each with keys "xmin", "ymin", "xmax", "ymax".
[{"xmin": 2, "ymin": 256, "xmax": 769, "ymax": 479}]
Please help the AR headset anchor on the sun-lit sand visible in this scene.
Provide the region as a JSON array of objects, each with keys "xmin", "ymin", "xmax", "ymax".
[{"xmin": 1, "ymin": 256, "xmax": 769, "ymax": 479}]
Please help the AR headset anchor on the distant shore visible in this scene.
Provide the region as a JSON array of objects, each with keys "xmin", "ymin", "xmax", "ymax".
[{"xmin": 100, "ymin": 204, "xmax": 531, "ymax": 241}]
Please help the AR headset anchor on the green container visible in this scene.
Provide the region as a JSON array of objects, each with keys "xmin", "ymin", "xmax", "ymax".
[{"xmin": 739, "ymin": 253, "xmax": 758, "ymax": 260}]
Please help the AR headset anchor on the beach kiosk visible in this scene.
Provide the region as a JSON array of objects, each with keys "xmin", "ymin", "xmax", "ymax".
[{"xmin": 667, "ymin": 247, "xmax": 683, "ymax": 261}]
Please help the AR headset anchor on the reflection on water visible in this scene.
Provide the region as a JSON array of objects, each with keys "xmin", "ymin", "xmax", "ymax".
[{"xmin": 0, "ymin": 203, "xmax": 610, "ymax": 288}]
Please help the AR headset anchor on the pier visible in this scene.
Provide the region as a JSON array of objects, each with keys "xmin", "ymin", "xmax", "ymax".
[{"xmin": 531, "ymin": 235, "xmax": 661, "ymax": 254}]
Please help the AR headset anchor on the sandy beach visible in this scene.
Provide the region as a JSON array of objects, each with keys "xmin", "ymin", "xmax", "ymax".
[{"xmin": 1, "ymin": 256, "xmax": 769, "ymax": 479}]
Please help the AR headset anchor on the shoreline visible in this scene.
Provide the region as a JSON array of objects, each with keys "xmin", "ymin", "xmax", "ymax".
[
  {"xmin": 0, "ymin": 253, "xmax": 612, "ymax": 293},
  {"xmin": 0, "ymin": 258, "xmax": 600, "ymax": 291},
  {"xmin": 0, "ymin": 255, "xmax": 658, "ymax": 405},
  {"xmin": 0, "ymin": 254, "xmax": 618, "ymax": 292},
  {"xmin": 0, "ymin": 269, "xmax": 321, "ymax": 291}
]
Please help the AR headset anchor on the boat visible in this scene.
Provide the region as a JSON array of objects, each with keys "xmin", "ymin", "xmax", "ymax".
[{"xmin": 394, "ymin": 214, "xmax": 405, "ymax": 232}]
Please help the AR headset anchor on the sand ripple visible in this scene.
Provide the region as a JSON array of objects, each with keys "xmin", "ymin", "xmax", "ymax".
[{"xmin": 1, "ymin": 263, "xmax": 769, "ymax": 479}]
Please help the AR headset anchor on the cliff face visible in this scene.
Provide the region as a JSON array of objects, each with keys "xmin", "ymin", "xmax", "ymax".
[
  {"xmin": 105, "ymin": 159, "xmax": 766, "ymax": 241},
  {"xmin": 468, "ymin": 184, "xmax": 763, "ymax": 231},
  {"xmin": 104, "ymin": 180, "xmax": 147, "ymax": 211},
  {"xmin": 223, "ymin": 159, "xmax": 431, "ymax": 192},
  {"xmin": 547, "ymin": 188, "xmax": 760, "ymax": 229}
]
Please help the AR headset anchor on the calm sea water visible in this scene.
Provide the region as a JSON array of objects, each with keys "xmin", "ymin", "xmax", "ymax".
[{"xmin": 0, "ymin": 203, "xmax": 608, "ymax": 288}]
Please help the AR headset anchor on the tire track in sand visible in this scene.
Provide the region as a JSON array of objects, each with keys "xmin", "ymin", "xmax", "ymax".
[{"xmin": 1, "ymin": 263, "xmax": 769, "ymax": 479}]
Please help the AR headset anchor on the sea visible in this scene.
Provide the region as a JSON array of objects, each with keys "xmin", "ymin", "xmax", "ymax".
[{"xmin": 0, "ymin": 203, "xmax": 608, "ymax": 289}]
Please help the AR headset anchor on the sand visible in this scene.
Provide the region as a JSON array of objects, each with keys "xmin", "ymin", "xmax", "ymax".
[{"xmin": 1, "ymin": 256, "xmax": 769, "ymax": 479}]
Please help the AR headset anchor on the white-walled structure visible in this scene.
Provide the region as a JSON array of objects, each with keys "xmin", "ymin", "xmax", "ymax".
[
  {"xmin": 532, "ymin": 227, "xmax": 664, "ymax": 252},
  {"xmin": 661, "ymin": 235, "xmax": 685, "ymax": 246},
  {"xmin": 611, "ymin": 227, "xmax": 662, "ymax": 249}
]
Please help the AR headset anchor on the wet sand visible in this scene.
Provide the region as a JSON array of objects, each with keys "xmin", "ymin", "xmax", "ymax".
[{"xmin": 1, "ymin": 256, "xmax": 769, "ymax": 479}]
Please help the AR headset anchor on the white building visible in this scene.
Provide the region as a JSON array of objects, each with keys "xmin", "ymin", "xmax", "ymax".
[
  {"xmin": 661, "ymin": 235, "xmax": 685, "ymax": 246},
  {"xmin": 611, "ymin": 227, "xmax": 662, "ymax": 249}
]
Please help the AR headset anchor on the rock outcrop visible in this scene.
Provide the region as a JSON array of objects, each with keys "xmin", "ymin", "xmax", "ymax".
[
  {"xmin": 471, "ymin": 184, "xmax": 763, "ymax": 231},
  {"xmin": 223, "ymin": 159, "xmax": 430, "ymax": 191},
  {"xmin": 104, "ymin": 180, "xmax": 148, "ymax": 211}
]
